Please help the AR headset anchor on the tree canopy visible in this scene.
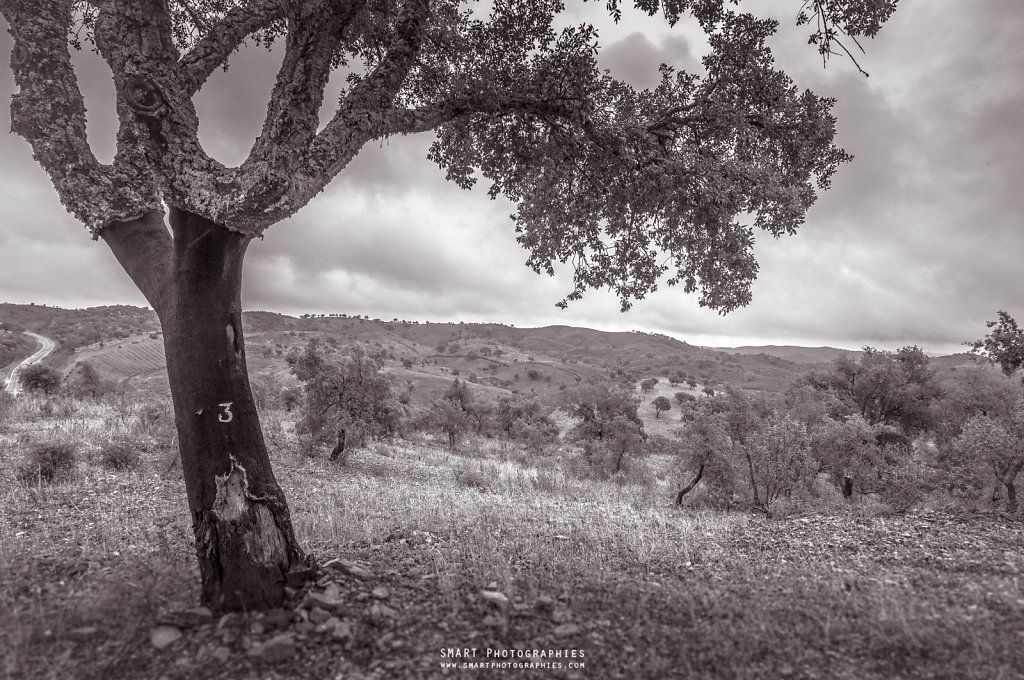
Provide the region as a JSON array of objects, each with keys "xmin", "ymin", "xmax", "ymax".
[
  {"xmin": 971, "ymin": 311, "xmax": 1024, "ymax": 379},
  {"xmin": 2, "ymin": 0, "xmax": 897, "ymax": 312}
]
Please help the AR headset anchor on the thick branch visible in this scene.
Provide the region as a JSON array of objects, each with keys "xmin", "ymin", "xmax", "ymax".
[
  {"xmin": 179, "ymin": 0, "xmax": 290, "ymax": 95},
  {"xmin": 0, "ymin": 0, "xmax": 161, "ymax": 233},
  {"xmin": 247, "ymin": 0, "xmax": 366, "ymax": 165},
  {"xmin": 305, "ymin": 0, "xmax": 430, "ymax": 169},
  {"xmin": 224, "ymin": 0, "xmax": 430, "ymax": 229},
  {"xmin": 96, "ymin": 1, "xmax": 258, "ymax": 231},
  {"xmin": 99, "ymin": 211, "xmax": 174, "ymax": 312}
]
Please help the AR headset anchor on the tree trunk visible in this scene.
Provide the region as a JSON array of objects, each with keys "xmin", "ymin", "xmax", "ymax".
[
  {"xmin": 107, "ymin": 209, "xmax": 313, "ymax": 612},
  {"xmin": 842, "ymin": 477, "xmax": 853, "ymax": 499},
  {"xmin": 675, "ymin": 464, "xmax": 704, "ymax": 505},
  {"xmin": 1004, "ymin": 481, "xmax": 1018, "ymax": 513},
  {"xmin": 330, "ymin": 428, "xmax": 346, "ymax": 462},
  {"xmin": 744, "ymin": 448, "xmax": 761, "ymax": 508}
]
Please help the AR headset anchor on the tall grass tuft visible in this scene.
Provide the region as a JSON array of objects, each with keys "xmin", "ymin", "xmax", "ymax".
[{"xmin": 16, "ymin": 440, "xmax": 77, "ymax": 484}]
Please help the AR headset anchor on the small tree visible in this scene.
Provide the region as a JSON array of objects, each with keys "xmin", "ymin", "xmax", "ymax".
[
  {"xmin": 652, "ymin": 395, "xmax": 672, "ymax": 419},
  {"xmin": 672, "ymin": 415, "xmax": 738, "ymax": 508},
  {"xmin": 810, "ymin": 414, "xmax": 884, "ymax": 498},
  {"xmin": 746, "ymin": 413, "xmax": 814, "ymax": 511},
  {"xmin": 65, "ymin": 361, "xmax": 115, "ymax": 399},
  {"xmin": 970, "ymin": 311, "xmax": 1024, "ymax": 378},
  {"xmin": 563, "ymin": 382, "xmax": 646, "ymax": 476},
  {"xmin": 429, "ymin": 397, "xmax": 472, "ymax": 449},
  {"xmin": 19, "ymin": 364, "xmax": 62, "ymax": 395},
  {"xmin": 640, "ymin": 378, "xmax": 659, "ymax": 394},
  {"xmin": 494, "ymin": 395, "xmax": 559, "ymax": 452},
  {"xmin": 289, "ymin": 341, "xmax": 402, "ymax": 463},
  {"xmin": 674, "ymin": 391, "xmax": 695, "ymax": 405},
  {"xmin": 951, "ymin": 414, "xmax": 1023, "ymax": 512}
]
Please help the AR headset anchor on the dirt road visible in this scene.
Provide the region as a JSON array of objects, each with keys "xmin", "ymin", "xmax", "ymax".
[{"xmin": 3, "ymin": 332, "xmax": 56, "ymax": 396}]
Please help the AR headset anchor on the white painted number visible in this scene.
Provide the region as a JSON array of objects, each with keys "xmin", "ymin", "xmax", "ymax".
[{"xmin": 218, "ymin": 402, "xmax": 234, "ymax": 423}]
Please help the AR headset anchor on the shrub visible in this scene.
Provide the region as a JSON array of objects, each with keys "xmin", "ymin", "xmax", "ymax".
[
  {"xmin": 19, "ymin": 364, "xmax": 62, "ymax": 394},
  {"xmin": 17, "ymin": 441, "xmax": 77, "ymax": 484},
  {"xmin": 100, "ymin": 437, "xmax": 143, "ymax": 471},
  {"xmin": 64, "ymin": 361, "xmax": 116, "ymax": 399}
]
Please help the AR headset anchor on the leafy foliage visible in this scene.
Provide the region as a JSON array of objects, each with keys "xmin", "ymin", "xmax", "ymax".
[
  {"xmin": 288, "ymin": 340, "xmax": 403, "ymax": 459},
  {"xmin": 802, "ymin": 346, "xmax": 942, "ymax": 434},
  {"xmin": 4, "ymin": 1, "xmax": 896, "ymax": 308},
  {"xmin": 971, "ymin": 311, "xmax": 1024, "ymax": 379},
  {"xmin": 652, "ymin": 395, "xmax": 672, "ymax": 418},
  {"xmin": 19, "ymin": 364, "xmax": 62, "ymax": 395},
  {"xmin": 746, "ymin": 412, "xmax": 815, "ymax": 510}
]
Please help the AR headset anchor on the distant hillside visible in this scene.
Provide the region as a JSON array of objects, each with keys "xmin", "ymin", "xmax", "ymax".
[
  {"xmin": 715, "ymin": 345, "xmax": 859, "ymax": 365},
  {"xmin": 2, "ymin": 304, "xmax": 976, "ymax": 408},
  {"xmin": 0, "ymin": 303, "xmax": 159, "ymax": 360}
]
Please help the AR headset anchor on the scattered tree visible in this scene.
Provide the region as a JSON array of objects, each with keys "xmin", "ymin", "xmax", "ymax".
[
  {"xmin": 746, "ymin": 413, "xmax": 814, "ymax": 511},
  {"xmin": 810, "ymin": 414, "xmax": 883, "ymax": 498},
  {"xmin": 672, "ymin": 414, "xmax": 737, "ymax": 508},
  {"xmin": 951, "ymin": 413, "xmax": 1024, "ymax": 512},
  {"xmin": 64, "ymin": 361, "xmax": 115, "ymax": 398},
  {"xmin": 970, "ymin": 311, "xmax": 1024, "ymax": 378},
  {"xmin": 652, "ymin": 395, "xmax": 672, "ymax": 419},
  {"xmin": 674, "ymin": 391, "xmax": 695, "ymax": 405},
  {"xmin": 640, "ymin": 378, "xmax": 659, "ymax": 394},
  {"xmin": 803, "ymin": 346, "xmax": 942, "ymax": 435},
  {"xmin": 19, "ymin": 364, "xmax": 62, "ymax": 395},
  {"xmin": 289, "ymin": 341, "xmax": 402, "ymax": 463}
]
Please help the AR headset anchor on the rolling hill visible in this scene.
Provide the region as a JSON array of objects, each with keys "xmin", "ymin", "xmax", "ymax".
[{"xmin": 0, "ymin": 303, "xmax": 986, "ymax": 416}]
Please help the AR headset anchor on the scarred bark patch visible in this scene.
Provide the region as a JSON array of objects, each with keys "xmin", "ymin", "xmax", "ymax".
[
  {"xmin": 212, "ymin": 464, "xmax": 248, "ymax": 522},
  {"xmin": 212, "ymin": 459, "xmax": 287, "ymax": 564}
]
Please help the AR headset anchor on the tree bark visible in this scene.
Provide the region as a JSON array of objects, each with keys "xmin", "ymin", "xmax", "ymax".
[
  {"xmin": 842, "ymin": 476, "xmax": 853, "ymax": 499},
  {"xmin": 744, "ymin": 448, "xmax": 761, "ymax": 508},
  {"xmin": 1004, "ymin": 481, "xmax": 1018, "ymax": 513},
  {"xmin": 111, "ymin": 208, "xmax": 313, "ymax": 611},
  {"xmin": 330, "ymin": 428, "xmax": 346, "ymax": 463}
]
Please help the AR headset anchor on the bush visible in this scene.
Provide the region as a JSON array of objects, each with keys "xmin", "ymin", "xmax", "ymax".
[
  {"xmin": 64, "ymin": 361, "xmax": 116, "ymax": 399},
  {"xmin": 100, "ymin": 437, "xmax": 143, "ymax": 471},
  {"xmin": 19, "ymin": 364, "xmax": 62, "ymax": 394},
  {"xmin": 18, "ymin": 441, "xmax": 77, "ymax": 484}
]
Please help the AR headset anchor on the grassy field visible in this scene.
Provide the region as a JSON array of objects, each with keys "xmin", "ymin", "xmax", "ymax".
[{"xmin": 2, "ymin": 393, "xmax": 1023, "ymax": 680}]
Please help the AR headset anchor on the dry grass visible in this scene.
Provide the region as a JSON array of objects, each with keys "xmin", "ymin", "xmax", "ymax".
[{"xmin": 2, "ymin": 396, "xmax": 1024, "ymax": 679}]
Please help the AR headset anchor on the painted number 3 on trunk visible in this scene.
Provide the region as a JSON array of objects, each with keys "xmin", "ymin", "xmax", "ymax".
[{"xmin": 218, "ymin": 402, "xmax": 234, "ymax": 423}]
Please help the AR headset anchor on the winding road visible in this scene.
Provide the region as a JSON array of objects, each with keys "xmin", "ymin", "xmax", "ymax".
[{"xmin": 3, "ymin": 331, "xmax": 56, "ymax": 396}]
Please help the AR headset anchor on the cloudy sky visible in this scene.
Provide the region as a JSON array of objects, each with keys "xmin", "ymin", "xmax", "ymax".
[{"xmin": 0, "ymin": 0, "xmax": 1021, "ymax": 354}]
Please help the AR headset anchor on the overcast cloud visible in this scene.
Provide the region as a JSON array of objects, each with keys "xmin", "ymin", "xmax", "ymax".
[{"xmin": 0, "ymin": 0, "xmax": 1021, "ymax": 354}]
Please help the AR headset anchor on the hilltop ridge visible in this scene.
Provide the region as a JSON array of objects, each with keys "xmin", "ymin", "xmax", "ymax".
[{"xmin": 0, "ymin": 303, "xmax": 977, "ymax": 407}]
